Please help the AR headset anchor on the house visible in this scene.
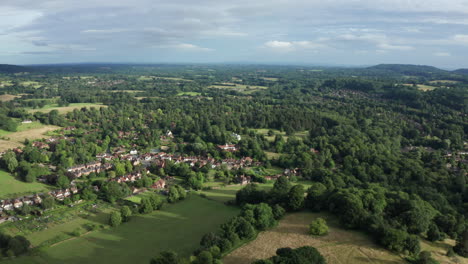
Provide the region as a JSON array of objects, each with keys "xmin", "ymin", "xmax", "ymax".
[
  {"xmin": 21, "ymin": 120, "xmax": 32, "ymax": 124},
  {"xmin": 231, "ymin": 133, "xmax": 241, "ymax": 141},
  {"xmin": 130, "ymin": 150, "xmax": 138, "ymax": 155},
  {"xmin": 218, "ymin": 144, "xmax": 237, "ymax": 152},
  {"xmin": 152, "ymin": 179, "xmax": 166, "ymax": 190},
  {"xmin": 13, "ymin": 199, "xmax": 23, "ymax": 209}
]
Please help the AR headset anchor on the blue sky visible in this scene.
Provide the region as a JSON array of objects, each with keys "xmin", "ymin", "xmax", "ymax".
[{"xmin": 1, "ymin": 0, "xmax": 468, "ymax": 68}]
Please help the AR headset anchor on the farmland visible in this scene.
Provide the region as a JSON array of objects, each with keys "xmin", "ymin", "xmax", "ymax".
[
  {"xmin": 27, "ymin": 103, "xmax": 107, "ymax": 114},
  {"xmin": 0, "ymin": 170, "xmax": 51, "ymax": 199},
  {"xmin": 0, "ymin": 94, "xmax": 20, "ymax": 102},
  {"xmin": 3, "ymin": 195, "xmax": 239, "ymax": 264}
]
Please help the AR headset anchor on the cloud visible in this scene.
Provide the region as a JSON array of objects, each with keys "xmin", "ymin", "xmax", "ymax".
[
  {"xmin": 264, "ymin": 40, "xmax": 325, "ymax": 52},
  {"xmin": 173, "ymin": 43, "xmax": 213, "ymax": 52},
  {"xmin": 377, "ymin": 43, "xmax": 414, "ymax": 51},
  {"xmin": 434, "ymin": 52, "xmax": 451, "ymax": 56},
  {"xmin": 453, "ymin": 34, "xmax": 468, "ymax": 45}
]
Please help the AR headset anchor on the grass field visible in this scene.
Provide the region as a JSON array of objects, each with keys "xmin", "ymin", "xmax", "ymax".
[
  {"xmin": 0, "ymin": 94, "xmax": 20, "ymax": 102},
  {"xmin": 177, "ymin": 92, "xmax": 202, "ymax": 96},
  {"xmin": 0, "ymin": 170, "xmax": 51, "ymax": 199},
  {"xmin": 428, "ymin": 80, "xmax": 460, "ymax": 84},
  {"xmin": 27, "ymin": 103, "xmax": 107, "ymax": 114},
  {"xmin": 0, "ymin": 122, "xmax": 60, "ymax": 152},
  {"xmin": 138, "ymin": 76, "xmax": 192, "ymax": 82},
  {"xmin": 4, "ymin": 195, "xmax": 239, "ymax": 264},
  {"xmin": 403, "ymin": 83, "xmax": 438, "ymax": 91},
  {"xmin": 254, "ymin": 128, "xmax": 308, "ymax": 142},
  {"xmin": 20, "ymin": 81, "xmax": 42, "ymax": 88},
  {"xmin": 261, "ymin": 77, "xmax": 279, "ymax": 82},
  {"xmin": 224, "ymin": 212, "xmax": 404, "ymax": 264},
  {"xmin": 208, "ymin": 83, "xmax": 268, "ymax": 94}
]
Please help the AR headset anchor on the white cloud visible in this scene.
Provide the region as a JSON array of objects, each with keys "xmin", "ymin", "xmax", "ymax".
[
  {"xmin": 264, "ymin": 40, "xmax": 325, "ymax": 52},
  {"xmin": 434, "ymin": 52, "xmax": 451, "ymax": 57},
  {"xmin": 174, "ymin": 43, "xmax": 213, "ymax": 51},
  {"xmin": 377, "ymin": 43, "xmax": 414, "ymax": 51},
  {"xmin": 81, "ymin": 28, "xmax": 129, "ymax": 34},
  {"xmin": 453, "ymin": 34, "xmax": 468, "ymax": 45}
]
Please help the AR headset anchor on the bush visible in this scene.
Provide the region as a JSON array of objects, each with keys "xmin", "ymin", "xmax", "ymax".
[
  {"xmin": 309, "ymin": 218, "xmax": 328, "ymax": 236},
  {"xmin": 109, "ymin": 211, "xmax": 122, "ymax": 227}
]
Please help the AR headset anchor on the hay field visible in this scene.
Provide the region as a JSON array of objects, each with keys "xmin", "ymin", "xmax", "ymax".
[{"xmin": 224, "ymin": 212, "xmax": 403, "ymax": 264}]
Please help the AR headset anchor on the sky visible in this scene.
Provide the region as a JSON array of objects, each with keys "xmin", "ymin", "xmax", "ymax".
[{"xmin": 1, "ymin": 0, "xmax": 468, "ymax": 68}]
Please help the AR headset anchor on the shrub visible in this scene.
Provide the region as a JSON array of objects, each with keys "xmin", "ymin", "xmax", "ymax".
[{"xmin": 309, "ymin": 218, "xmax": 328, "ymax": 236}]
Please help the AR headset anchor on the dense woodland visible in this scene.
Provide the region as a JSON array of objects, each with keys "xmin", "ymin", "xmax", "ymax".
[{"xmin": 0, "ymin": 63, "xmax": 467, "ymax": 263}]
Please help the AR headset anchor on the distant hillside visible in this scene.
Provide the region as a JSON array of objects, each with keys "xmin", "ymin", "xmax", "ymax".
[
  {"xmin": 367, "ymin": 64, "xmax": 448, "ymax": 77},
  {"xmin": 0, "ymin": 64, "xmax": 30, "ymax": 73},
  {"xmin": 453, "ymin": 68, "xmax": 468, "ymax": 75}
]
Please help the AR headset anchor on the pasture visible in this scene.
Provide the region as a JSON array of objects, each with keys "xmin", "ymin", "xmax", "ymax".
[
  {"xmin": 253, "ymin": 128, "xmax": 308, "ymax": 142},
  {"xmin": 4, "ymin": 195, "xmax": 239, "ymax": 264},
  {"xmin": 27, "ymin": 103, "xmax": 107, "ymax": 114},
  {"xmin": 0, "ymin": 122, "xmax": 60, "ymax": 152},
  {"xmin": 223, "ymin": 212, "xmax": 404, "ymax": 264},
  {"xmin": 177, "ymin": 92, "xmax": 202, "ymax": 96},
  {"xmin": 0, "ymin": 170, "xmax": 51, "ymax": 199}
]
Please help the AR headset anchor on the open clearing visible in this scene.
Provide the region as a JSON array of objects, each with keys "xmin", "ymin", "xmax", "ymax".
[
  {"xmin": 27, "ymin": 103, "xmax": 107, "ymax": 114},
  {"xmin": 0, "ymin": 170, "xmax": 51, "ymax": 199},
  {"xmin": 208, "ymin": 83, "xmax": 268, "ymax": 94},
  {"xmin": 224, "ymin": 212, "xmax": 468, "ymax": 264},
  {"xmin": 138, "ymin": 76, "xmax": 192, "ymax": 82},
  {"xmin": 177, "ymin": 92, "xmax": 202, "ymax": 96},
  {"xmin": 254, "ymin": 128, "xmax": 308, "ymax": 142},
  {"xmin": 0, "ymin": 122, "xmax": 60, "ymax": 152},
  {"xmin": 428, "ymin": 80, "xmax": 460, "ymax": 84},
  {"xmin": 5, "ymin": 195, "xmax": 239, "ymax": 264},
  {"xmin": 0, "ymin": 94, "xmax": 21, "ymax": 102},
  {"xmin": 224, "ymin": 212, "xmax": 403, "ymax": 264}
]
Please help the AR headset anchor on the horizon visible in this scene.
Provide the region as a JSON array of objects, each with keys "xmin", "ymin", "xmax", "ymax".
[{"xmin": 1, "ymin": 0, "xmax": 468, "ymax": 68}]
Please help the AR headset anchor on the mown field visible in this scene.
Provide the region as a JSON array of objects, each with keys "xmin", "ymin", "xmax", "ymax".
[
  {"xmin": 27, "ymin": 103, "xmax": 107, "ymax": 114},
  {"xmin": 0, "ymin": 122, "xmax": 60, "ymax": 152},
  {"xmin": 4, "ymin": 195, "xmax": 239, "ymax": 264},
  {"xmin": 0, "ymin": 170, "xmax": 51, "ymax": 199}
]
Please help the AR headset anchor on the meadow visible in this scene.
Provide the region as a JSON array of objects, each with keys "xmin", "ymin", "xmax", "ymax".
[
  {"xmin": 223, "ymin": 211, "xmax": 403, "ymax": 264},
  {"xmin": 0, "ymin": 170, "xmax": 51, "ymax": 199},
  {"xmin": 3, "ymin": 195, "xmax": 239, "ymax": 264},
  {"xmin": 27, "ymin": 103, "xmax": 107, "ymax": 114},
  {"xmin": 208, "ymin": 83, "xmax": 268, "ymax": 94},
  {"xmin": 0, "ymin": 122, "xmax": 60, "ymax": 152},
  {"xmin": 0, "ymin": 94, "xmax": 20, "ymax": 102}
]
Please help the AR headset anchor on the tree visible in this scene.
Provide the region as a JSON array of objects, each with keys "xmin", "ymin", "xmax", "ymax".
[
  {"xmin": 121, "ymin": 206, "xmax": 132, "ymax": 222},
  {"xmin": 286, "ymin": 185, "xmax": 305, "ymax": 211},
  {"xmin": 6, "ymin": 236, "xmax": 30, "ymax": 256},
  {"xmin": 139, "ymin": 197, "xmax": 154, "ymax": 214},
  {"xmin": 167, "ymin": 186, "xmax": 180, "ymax": 203},
  {"xmin": 272, "ymin": 204, "xmax": 285, "ymax": 220},
  {"xmin": 56, "ymin": 175, "xmax": 70, "ymax": 189},
  {"xmin": 41, "ymin": 195, "xmax": 55, "ymax": 209},
  {"xmin": 109, "ymin": 211, "xmax": 122, "ymax": 227},
  {"xmin": 195, "ymin": 251, "xmax": 213, "ymax": 264},
  {"xmin": 269, "ymin": 176, "xmax": 291, "ymax": 204},
  {"xmin": 150, "ymin": 251, "xmax": 180, "ymax": 264},
  {"xmin": 175, "ymin": 185, "xmax": 186, "ymax": 200},
  {"xmin": 454, "ymin": 230, "xmax": 468, "ymax": 257},
  {"xmin": 1, "ymin": 151, "xmax": 18, "ymax": 173},
  {"xmin": 309, "ymin": 218, "xmax": 328, "ymax": 236},
  {"xmin": 427, "ymin": 223, "xmax": 442, "ymax": 242},
  {"xmin": 415, "ymin": 251, "xmax": 440, "ymax": 264}
]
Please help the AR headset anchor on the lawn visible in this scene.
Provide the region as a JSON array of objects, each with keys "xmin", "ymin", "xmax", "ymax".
[
  {"xmin": 223, "ymin": 211, "xmax": 404, "ymax": 264},
  {"xmin": 0, "ymin": 170, "xmax": 51, "ymax": 199},
  {"xmin": 5, "ymin": 195, "xmax": 239, "ymax": 264},
  {"xmin": 27, "ymin": 103, "xmax": 107, "ymax": 114}
]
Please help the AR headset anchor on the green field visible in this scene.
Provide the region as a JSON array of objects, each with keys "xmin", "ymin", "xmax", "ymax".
[
  {"xmin": 208, "ymin": 83, "xmax": 268, "ymax": 94},
  {"xmin": 5, "ymin": 195, "xmax": 239, "ymax": 264},
  {"xmin": 177, "ymin": 92, "xmax": 202, "ymax": 96},
  {"xmin": 0, "ymin": 170, "xmax": 51, "ymax": 199},
  {"xmin": 27, "ymin": 103, "xmax": 107, "ymax": 114}
]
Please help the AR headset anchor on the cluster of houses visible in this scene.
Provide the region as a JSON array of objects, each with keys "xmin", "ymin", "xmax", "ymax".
[
  {"xmin": 110, "ymin": 172, "xmax": 145, "ymax": 184},
  {"xmin": 265, "ymin": 168, "xmax": 301, "ymax": 181},
  {"xmin": 66, "ymin": 161, "xmax": 113, "ymax": 178},
  {"xmin": 0, "ymin": 186, "xmax": 79, "ymax": 214},
  {"xmin": 217, "ymin": 143, "xmax": 238, "ymax": 152}
]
